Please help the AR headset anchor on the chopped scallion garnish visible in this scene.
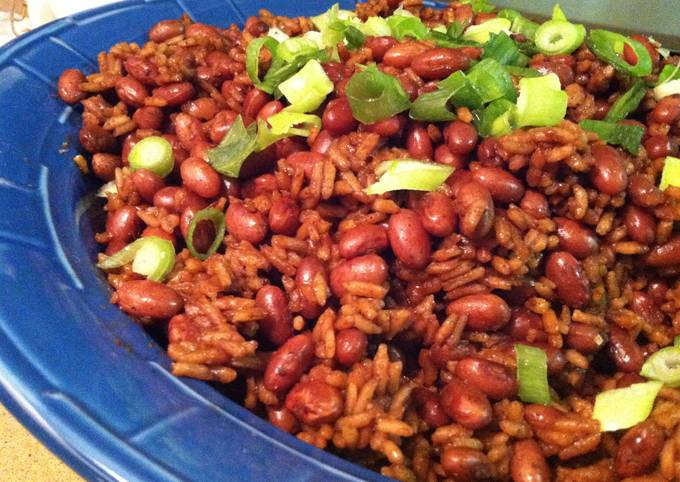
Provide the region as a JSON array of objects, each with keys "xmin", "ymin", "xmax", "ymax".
[
  {"xmin": 462, "ymin": 18, "xmax": 511, "ymax": 44},
  {"xmin": 593, "ymin": 381, "xmax": 662, "ymax": 431},
  {"xmin": 467, "ymin": 58, "xmax": 517, "ymax": 103},
  {"xmin": 515, "ymin": 343, "xmax": 551, "ymax": 405},
  {"xmin": 586, "ymin": 29, "xmax": 653, "ymax": 77},
  {"xmin": 515, "ymin": 73, "xmax": 567, "ymax": 127},
  {"xmin": 98, "ymin": 236, "xmax": 175, "ymax": 282},
  {"xmin": 278, "ymin": 59, "xmax": 334, "ymax": 113},
  {"xmin": 346, "ymin": 64, "xmax": 411, "ymax": 124},
  {"xmin": 580, "ymin": 119, "xmax": 644, "ymax": 155},
  {"xmin": 128, "ymin": 136, "xmax": 175, "ymax": 178},
  {"xmin": 482, "ymin": 32, "xmax": 528, "ymax": 66},
  {"xmin": 364, "ymin": 159, "xmax": 454, "ymax": 195},
  {"xmin": 640, "ymin": 345, "xmax": 680, "ymax": 387},
  {"xmin": 186, "ymin": 207, "xmax": 226, "ymax": 260},
  {"xmin": 659, "ymin": 156, "xmax": 680, "ymax": 191},
  {"xmin": 386, "ymin": 12, "xmax": 428, "ymax": 40},
  {"xmin": 534, "ymin": 19, "xmax": 585, "ymax": 55},
  {"xmin": 205, "ymin": 115, "xmax": 258, "ymax": 178},
  {"xmin": 498, "ymin": 9, "xmax": 539, "ymax": 39},
  {"xmin": 605, "ymin": 80, "xmax": 647, "ymax": 122},
  {"xmin": 267, "ymin": 111, "xmax": 322, "ymax": 137}
]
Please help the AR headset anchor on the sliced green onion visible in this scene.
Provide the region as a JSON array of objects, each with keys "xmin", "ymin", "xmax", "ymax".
[
  {"xmin": 278, "ymin": 59, "xmax": 334, "ymax": 113},
  {"xmin": 186, "ymin": 207, "xmax": 226, "ymax": 260},
  {"xmin": 477, "ymin": 98, "xmax": 516, "ymax": 137},
  {"xmin": 460, "ymin": 0, "xmax": 495, "ymax": 14},
  {"xmin": 586, "ymin": 30, "xmax": 653, "ymax": 77},
  {"xmin": 498, "ymin": 9, "xmax": 539, "ymax": 39},
  {"xmin": 205, "ymin": 115, "xmax": 257, "ymax": 178},
  {"xmin": 482, "ymin": 32, "xmax": 528, "ymax": 66},
  {"xmin": 98, "ymin": 236, "xmax": 175, "ymax": 282},
  {"xmin": 346, "ymin": 64, "xmax": 411, "ymax": 124},
  {"xmin": 535, "ymin": 20, "xmax": 586, "ymax": 55},
  {"xmin": 245, "ymin": 36, "xmax": 279, "ymax": 94},
  {"xmin": 410, "ymin": 87, "xmax": 458, "ymax": 122},
  {"xmin": 515, "ymin": 343, "xmax": 551, "ymax": 405},
  {"xmin": 659, "ymin": 156, "xmax": 680, "ymax": 191},
  {"xmin": 386, "ymin": 13, "xmax": 428, "ymax": 40},
  {"xmin": 442, "ymin": 71, "xmax": 484, "ymax": 110},
  {"xmin": 429, "ymin": 31, "xmax": 482, "ymax": 49},
  {"xmin": 128, "ymin": 136, "xmax": 175, "ymax": 178},
  {"xmin": 467, "ymin": 58, "xmax": 517, "ymax": 103},
  {"xmin": 344, "ymin": 25, "xmax": 366, "ymax": 50},
  {"xmin": 654, "ymin": 79, "xmax": 680, "ymax": 101},
  {"xmin": 312, "ymin": 4, "xmax": 357, "ymax": 48},
  {"xmin": 255, "ymin": 118, "xmax": 286, "ymax": 151},
  {"xmin": 515, "ymin": 73, "xmax": 567, "ymax": 127},
  {"xmin": 580, "ymin": 119, "xmax": 644, "ymax": 155},
  {"xmin": 364, "ymin": 159, "xmax": 454, "ymax": 195},
  {"xmin": 267, "ymin": 111, "xmax": 322, "ymax": 137},
  {"xmin": 447, "ymin": 21, "xmax": 465, "ymax": 40},
  {"xmin": 462, "ymin": 18, "xmax": 511, "ymax": 44},
  {"xmin": 593, "ymin": 381, "xmax": 662, "ymax": 432},
  {"xmin": 276, "ymin": 37, "xmax": 319, "ymax": 63},
  {"xmin": 551, "ymin": 4, "xmax": 568, "ymax": 21},
  {"xmin": 358, "ymin": 16, "xmax": 392, "ymax": 37},
  {"xmin": 641, "ymin": 346, "xmax": 680, "ymax": 386},
  {"xmin": 675, "ymin": 335, "xmax": 680, "ymax": 347},
  {"xmin": 605, "ymin": 80, "xmax": 647, "ymax": 122},
  {"xmin": 267, "ymin": 27, "xmax": 289, "ymax": 43},
  {"xmin": 505, "ymin": 65, "xmax": 541, "ymax": 78},
  {"xmin": 656, "ymin": 63, "xmax": 680, "ymax": 86}
]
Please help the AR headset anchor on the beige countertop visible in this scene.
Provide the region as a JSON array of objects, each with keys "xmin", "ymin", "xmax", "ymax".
[{"xmin": 0, "ymin": 403, "xmax": 82, "ymax": 481}]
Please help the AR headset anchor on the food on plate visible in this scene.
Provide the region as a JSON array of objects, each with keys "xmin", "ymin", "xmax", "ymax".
[{"xmin": 57, "ymin": 0, "xmax": 680, "ymax": 479}]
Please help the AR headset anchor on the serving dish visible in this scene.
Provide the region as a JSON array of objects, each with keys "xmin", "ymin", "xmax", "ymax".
[{"xmin": 0, "ymin": 0, "xmax": 387, "ymax": 480}]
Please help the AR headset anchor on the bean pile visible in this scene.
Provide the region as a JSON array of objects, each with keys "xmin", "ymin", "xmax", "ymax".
[{"xmin": 58, "ymin": 0, "xmax": 680, "ymax": 480}]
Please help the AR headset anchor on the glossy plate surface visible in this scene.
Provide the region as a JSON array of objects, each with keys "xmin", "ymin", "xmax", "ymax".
[{"xmin": 0, "ymin": 1, "xmax": 386, "ymax": 480}]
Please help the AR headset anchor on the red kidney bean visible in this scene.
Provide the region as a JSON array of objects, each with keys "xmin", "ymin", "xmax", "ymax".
[
  {"xmin": 447, "ymin": 293, "xmax": 511, "ymax": 331},
  {"xmin": 132, "ymin": 106, "xmax": 163, "ymax": 130},
  {"xmin": 411, "ymin": 47, "xmax": 472, "ymax": 80},
  {"xmin": 382, "ymin": 41, "xmax": 431, "ymax": 69},
  {"xmin": 476, "ymin": 137, "xmax": 503, "ymax": 167},
  {"xmin": 440, "ymin": 379, "xmax": 492, "ymax": 430},
  {"xmin": 264, "ymin": 332, "xmax": 315, "ymax": 393},
  {"xmin": 417, "ymin": 192, "xmax": 456, "ymax": 237},
  {"xmin": 263, "ymin": 199, "xmax": 298, "ymax": 238},
  {"xmin": 285, "ymin": 380, "xmax": 344, "ymax": 426},
  {"xmin": 435, "ymin": 144, "xmax": 466, "ymax": 169},
  {"xmin": 174, "ymin": 113, "xmax": 206, "ymax": 151},
  {"xmin": 608, "ymin": 326, "xmax": 644, "ymax": 373},
  {"xmin": 338, "ymin": 224, "xmax": 388, "ymax": 259},
  {"xmin": 311, "ymin": 130, "xmax": 335, "ymax": 155},
  {"xmin": 153, "ymin": 186, "xmax": 181, "ymax": 212},
  {"xmin": 149, "ymin": 19, "xmax": 184, "ymax": 42},
  {"xmin": 57, "ymin": 69, "xmax": 85, "ymax": 103},
  {"xmin": 388, "ymin": 209, "xmax": 431, "ymax": 269},
  {"xmin": 115, "ymin": 76, "xmax": 148, "ymax": 108},
  {"xmin": 106, "ymin": 205, "xmax": 141, "ymax": 241},
  {"xmin": 520, "ymin": 191, "xmax": 549, "ymax": 218},
  {"xmin": 275, "ymin": 137, "xmax": 306, "ymax": 160},
  {"xmin": 526, "ymin": 343, "xmax": 566, "ymax": 375},
  {"xmin": 629, "ymin": 174, "xmax": 665, "ymax": 208},
  {"xmin": 615, "ymin": 420, "xmax": 664, "ymax": 477},
  {"xmin": 190, "ymin": 140, "xmax": 213, "ymax": 161},
  {"xmin": 524, "ymin": 404, "xmax": 561, "ymax": 429},
  {"xmin": 617, "ymin": 373, "xmax": 646, "ymax": 389},
  {"xmin": 244, "ymin": 16, "xmax": 268, "ymax": 36},
  {"xmin": 644, "ymin": 135, "xmax": 672, "ymax": 160},
  {"xmin": 105, "ymin": 237, "xmax": 127, "ymax": 255},
  {"xmin": 131, "ymin": 168, "xmax": 165, "ymax": 203},
  {"xmin": 296, "ymin": 256, "xmax": 328, "ymax": 319},
  {"xmin": 91, "ymin": 153, "xmax": 121, "ymax": 181},
  {"xmin": 162, "ymin": 134, "xmax": 189, "ymax": 165},
  {"xmin": 286, "ymin": 151, "xmax": 325, "ymax": 178},
  {"xmin": 185, "ymin": 23, "xmax": 220, "ymax": 39},
  {"xmin": 364, "ymin": 36, "xmax": 397, "ymax": 62},
  {"xmin": 406, "ymin": 124, "xmax": 433, "ymax": 160},
  {"xmin": 242, "ymin": 173, "xmax": 278, "ymax": 198},
  {"xmin": 205, "ymin": 50, "xmax": 232, "ymax": 76},
  {"xmin": 454, "ymin": 181, "xmax": 494, "ymax": 239},
  {"xmin": 182, "ymin": 97, "xmax": 219, "ymax": 121},
  {"xmin": 242, "ymin": 88, "xmax": 271, "ymax": 125},
  {"xmin": 208, "ymin": 110, "xmax": 238, "ymax": 143},
  {"xmin": 511, "ymin": 439, "xmax": 550, "ymax": 482},
  {"xmin": 455, "ymin": 357, "xmax": 517, "ymax": 400},
  {"xmin": 590, "ymin": 144, "xmax": 628, "ymax": 195},
  {"xmin": 179, "ymin": 204, "xmax": 201, "ymax": 239},
  {"xmin": 267, "ymin": 406, "xmax": 299, "ymax": 434},
  {"xmin": 322, "ymin": 97, "xmax": 357, "ymax": 136},
  {"xmin": 142, "ymin": 226, "xmax": 176, "ymax": 246},
  {"xmin": 117, "ymin": 280, "xmax": 183, "ymax": 319},
  {"xmin": 153, "ymin": 82, "xmax": 195, "ymax": 106},
  {"xmin": 195, "ymin": 64, "xmax": 222, "ymax": 86},
  {"xmin": 413, "ymin": 388, "xmax": 451, "ymax": 428},
  {"xmin": 624, "ymin": 206, "xmax": 656, "ymax": 245},
  {"xmin": 257, "ymin": 100, "xmax": 284, "ymax": 124},
  {"xmin": 565, "ymin": 323, "xmax": 606, "ymax": 354},
  {"xmin": 124, "ymin": 56, "xmax": 159, "ymax": 85},
  {"xmin": 554, "ymin": 217, "xmax": 599, "ymax": 259},
  {"xmin": 335, "ymin": 328, "xmax": 368, "ymax": 367},
  {"xmin": 650, "ymin": 96, "xmax": 680, "ymax": 124},
  {"xmin": 180, "ymin": 157, "xmax": 221, "ymax": 199},
  {"xmin": 330, "ymin": 254, "xmax": 388, "ymax": 297},
  {"xmin": 631, "ymin": 291, "xmax": 664, "ymax": 325},
  {"xmin": 471, "ymin": 166, "xmax": 525, "ymax": 204},
  {"xmin": 441, "ymin": 447, "xmax": 494, "ymax": 481},
  {"xmin": 647, "ymin": 280, "xmax": 668, "ymax": 305},
  {"xmin": 545, "ymin": 251, "xmax": 590, "ymax": 308},
  {"xmin": 363, "ymin": 115, "xmax": 405, "ymax": 137},
  {"xmin": 645, "ymin": 235, "xmax": 680, "ymax": 267},
  {"xmin": 256, "ymin": 285, "xmax": 293, "ymax": 346},
  {"xmin": 507, "ymin": 308, "xmax": 547, "ymax": 342},
  {"xmin": 79, "ymin": 125, "xmax": 116, "ymax": 154},
  {"xmin": 225, "ymin": 202, "xmax": 267, "ymax": 245},
  {"xmin": 444, "ymin": 121, "xmax": 478, "ymax": 155}
]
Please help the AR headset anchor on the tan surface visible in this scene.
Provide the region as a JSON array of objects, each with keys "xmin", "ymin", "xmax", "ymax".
[{"xmin": 0, "ymin": 404, "xmax": 82, "ymax": 482}]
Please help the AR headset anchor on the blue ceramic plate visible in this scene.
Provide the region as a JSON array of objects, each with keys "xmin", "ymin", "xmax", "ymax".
[{"xmin": 0, "ymin": 1, "xmax": 391, "ymax": 480}]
